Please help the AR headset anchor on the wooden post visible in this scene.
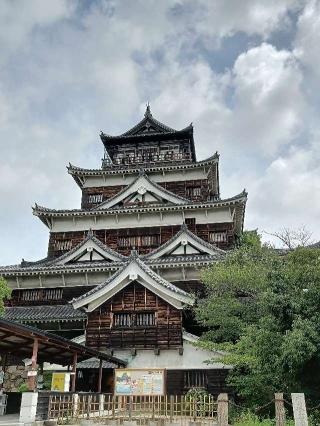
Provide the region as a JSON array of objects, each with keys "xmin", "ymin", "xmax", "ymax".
[
  {"xmin": 217, "ymin": 393, "xmax": 228, "ymax": 426},
  {"xmin": 72, "ymin": 393, "xmax": 79, "ymax": 418},
  {"xmin": 170, "ymin": 395, "xmax": 174, "ymax": 421},
  {"xmin": 28, "ymin": 337, "xmax": 38, "ymax": 391},
  {"xmin": 275, "ymin": 393, "xmax": 286, "ymax": 426},
  {"xmin": 99, "ymin": 393, "xmax": 105, "ymax": 416},
  {"xmin": 71, "ymin": 352, "xmax": 77, "ymax": 392},
  {"xmin": 0, "ymin": 354, "xmax": 7, "ymax": 391},
  {"xmin": 292, "ymin": 393, "xmax": 308, "ymax": 426},
  {"xmin": 97, "ymin": 358, "xmax": 103, "ymax": 393}
]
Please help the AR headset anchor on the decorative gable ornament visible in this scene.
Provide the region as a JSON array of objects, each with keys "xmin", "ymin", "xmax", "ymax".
[
  {"xmin": 143, "ymin": 224, "xmax": 226, "ymax": 260},
  {"xmin": 94, "ymin": 171, "xmax": 189, "ymax": 210},
  {"xmin": 72, "ymin": 256, "xmax": 194, "ymax": 312},
  {"xmin": 46, "ymin": 231, "xmax": 126, "ymax": 266}
]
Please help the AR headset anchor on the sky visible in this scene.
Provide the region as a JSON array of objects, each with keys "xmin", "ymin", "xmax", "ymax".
[{"xmin": 0, "ymin": 0, "xmax": 320, "ymax": 264}]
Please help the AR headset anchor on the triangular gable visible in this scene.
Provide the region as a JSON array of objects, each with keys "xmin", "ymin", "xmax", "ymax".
[
  {"xmin": 121, "ymin": 105, "xmax": 176, "ymax": 136},
  {"xmin": 95, "ymin": 172, "xmax": 188, "ymax": 210},
  {"xmin": 72, "ymin": 254, "xmax": 194, "ymax": 312},
  {"xmin": 143, "ymin": 224, "xmax": 226, "ymax": 260},
  {"xmin": 48, "ymin": 232, "xmax": 126, "ymax": 266}
]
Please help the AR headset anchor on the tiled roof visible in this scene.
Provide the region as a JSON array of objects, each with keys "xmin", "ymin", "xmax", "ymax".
[
  {"xmin": 67, "ymin": 153, "xmax": 219, "ymax": 179},
  {"xmin": 3, "ymin": 305, "xmax": 86, "ymax": 323},
  {"xmin": 32, "ymin": 190, "xmax": 247, "ymax": 217},
  {"xmin": 100, "ymin": 105, "xmax": 188, "ymax": 139},
  {"xmin": 77, "ymin": 357, "xmax": 118, "ymax": 369}
]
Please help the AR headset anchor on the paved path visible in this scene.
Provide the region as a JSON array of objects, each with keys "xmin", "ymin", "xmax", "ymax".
[{"xmin": 0, "ymin": 414, "xmax": 22, "ymax": 426}]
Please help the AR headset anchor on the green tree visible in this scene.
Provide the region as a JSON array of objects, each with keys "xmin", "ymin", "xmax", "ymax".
[
  {"xmin": 196, "ymin": 243, "xmax": 320, "ymax": 407},
  {"xmin": 0, "ymin": 276, "xmax": 11, "ymax": 314}
]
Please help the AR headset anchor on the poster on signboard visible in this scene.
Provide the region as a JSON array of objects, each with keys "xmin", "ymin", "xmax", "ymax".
[
  {"xmin": 51, "ymin": 372, "xmax": 71, "ymax": 392},
  {"xmin": 114, "ymin": 369, "xmax": 165, "ymax": 396}
]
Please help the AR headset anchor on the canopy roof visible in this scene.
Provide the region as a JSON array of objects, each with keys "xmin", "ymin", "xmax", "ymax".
[{"xmin": 0, "ymin": 318, "xmax": 126, "ymax": 366}]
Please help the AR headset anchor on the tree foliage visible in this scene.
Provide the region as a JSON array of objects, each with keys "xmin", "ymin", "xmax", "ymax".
[
  {"xmin": 0, "ymin": 276, "xmax": 11, "ymax": 314},
  {"xmin": 196, "ymin": 235, "xmax": 320, "ymax": 407}
]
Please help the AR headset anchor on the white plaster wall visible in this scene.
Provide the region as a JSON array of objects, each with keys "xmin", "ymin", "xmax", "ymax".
[
  {"xmin": 82, "ymin": 168, "xmax": 208, "ymax": 188},
  {"xmin": 51, "ymin": 207, "xmax": 232, "ymax": 233},
  {"xmin": 5, "ymin": 267, "xmax": 203, "ymax": 290},
  {"xmin": 113, "ymin": 342, "xmax": 229, "ymax": 370}
]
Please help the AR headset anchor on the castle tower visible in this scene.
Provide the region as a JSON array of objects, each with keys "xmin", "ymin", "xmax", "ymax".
[{"xmin": 0, "ymin": 106, "xmax": 247, "ymax": 395}]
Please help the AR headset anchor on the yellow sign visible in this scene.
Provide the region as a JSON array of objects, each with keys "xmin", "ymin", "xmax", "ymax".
[
  {"xmin": 115, "ymin": 369, "xmax": 165, "ymax": 396},
  {"xmin": 51, "ymin": 373, "xmax": 70, "ymax": 392}
]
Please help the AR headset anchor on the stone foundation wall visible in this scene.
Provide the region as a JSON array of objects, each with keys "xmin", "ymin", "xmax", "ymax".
[{"xmin": 3, "ymin": 365, "xmax": 28, "ymax": 392}]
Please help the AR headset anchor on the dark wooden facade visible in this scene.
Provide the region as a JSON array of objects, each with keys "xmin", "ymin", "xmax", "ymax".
[
  {"xmin": 86, "ymin": 282, "xmax": 183, "ymax": 351},
  {"xmin": 166, "ymin": 369, "xmax": 230, "ymax": 397},
  {"xmin": 81, "ymin": 179, "xmax": 217, "ymax": 209},
  {"xmin": 48, "ymin": 222, "xmax": 234, "ymax": 258}
]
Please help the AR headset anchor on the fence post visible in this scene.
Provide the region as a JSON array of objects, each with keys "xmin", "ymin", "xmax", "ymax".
[
  {"xmin": 87, "ymin": 395, "xmax": 92, "ymax": 419},
  {"xmin": 292, "ymin": 393, "xmax": 308, "ymax": 426},
  {"xmin": 170, "ymin": 395, "xmax": 174, "ymax": 421},
  {"xmin": 72, "ymin": 393, "xmax": 79, "ymax": 419},
  {"xmin": 274, "ymin": 393, "xmax": 285, "ymax": 426},
  {"xmin": 217, "ymin": 394, "xmax": 228, "ymax": 426},
  {"xmin": 129, "ymin": 395, "xmax": 133, "ymax": 420},
  {"xmin": 99, "ymin": 394, "xmax": 105, "ymax": 416}
]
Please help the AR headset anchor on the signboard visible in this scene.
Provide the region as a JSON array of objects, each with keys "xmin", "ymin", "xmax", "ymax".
[
  {"xmin": 51, "ymin": 373, "xmax": 71, "ymax": 392},
  {"xmin": 114, "ymin": 369, "xmax": 165, "ymax": 396}
]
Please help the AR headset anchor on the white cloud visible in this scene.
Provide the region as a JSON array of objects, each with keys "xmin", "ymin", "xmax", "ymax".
[
  {"xmin": 184, "ymin": 0, "xmax": 303, "ymax": 43},
  {"xmin": 247, "ymin": 141, "xmax": 320, "ymax": 241},
  {"xmin": 228, "ymin": 43, "xmax": 305, "ymax": 156},
  {"xmin": 294, "ymin": 0, "xmax": 320, "ymax": 80},
  {"xmin": 0, "ymin": 0, "xmax": 74, "ymax": 56},
  {"xmin": 0, "ymin": 0, "xmax": 319, "ymax": 264}
]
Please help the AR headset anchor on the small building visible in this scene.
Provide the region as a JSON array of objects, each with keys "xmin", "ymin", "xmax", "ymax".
[{"xmin": 0, "ymin": 106, "xmax": 247, "ymax": 395}]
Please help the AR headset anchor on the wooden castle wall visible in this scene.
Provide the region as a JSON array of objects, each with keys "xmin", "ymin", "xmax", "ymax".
[
  {"xmin": 81, "ymin": 179, "xmax": 214, "ymax": 209},
  {"xmin": 86, "ymin": 282, "xmax": 182, "ymax": 350},
  {"xmin": 48, "ymin": 222, "xmax": 234, "ymax": 258}
]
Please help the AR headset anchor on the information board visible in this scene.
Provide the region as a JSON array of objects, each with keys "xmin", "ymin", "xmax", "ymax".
[
  {"xmin": 114, "ymin": 369, "xmax": 165, "ymax": 396},
  {"xmin": 51, "ymin": 372, "xmax": 71, "ymax": 392}
]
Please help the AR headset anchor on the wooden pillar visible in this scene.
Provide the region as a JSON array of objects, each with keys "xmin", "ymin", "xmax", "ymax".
[
  {"xmin": 28, "ymin": 338, "xmax": 38, "ymax": 391},
  {"xmin": 71, "ymin": 353, "xmax": 77, "ymax": 392},
  {"xmin": 275, "ymin": 393, "xmax": 286, "ymax": 426},
  {"xmin": 0, "ymin": 354, "xmax": 7, "ymax": 391},
  {"xmin": 217, "ymin": 393, "xmax": 228, "ymax": 426},
  {"xmin": 97, "ymin": 358, "xmax": 103, "ymax": 393}
]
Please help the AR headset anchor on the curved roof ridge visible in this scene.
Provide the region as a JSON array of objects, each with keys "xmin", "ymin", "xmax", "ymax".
[{"xmin": 100, "ymin": 106, "xmax": 192, "ymax": 139}]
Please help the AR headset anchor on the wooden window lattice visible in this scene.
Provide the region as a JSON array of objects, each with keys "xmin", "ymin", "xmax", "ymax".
[
  {"xmin": 54, "ymin": 240, "xmax": 72, "ymax": 251},
  {"xmin": 88, "ymin": 194, "xmax": 103, "ymax": 203},
  {"xmin": 113, "ymin": 312, "xmax": 155, "ymax": 328},
  {"xmin": 209, "ymin": 232, "xmax": 227, "ymax": 243}
]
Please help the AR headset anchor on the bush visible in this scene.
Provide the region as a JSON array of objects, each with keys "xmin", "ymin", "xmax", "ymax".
[{"xmin": 232, "ymin": 411, "xmax": 295, "ymax": 425}]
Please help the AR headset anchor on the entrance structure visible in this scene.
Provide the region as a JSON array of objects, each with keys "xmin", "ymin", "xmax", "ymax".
[{"xmin": 0, "ymin": 106, "xmax": 247, "ymax": 395}]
